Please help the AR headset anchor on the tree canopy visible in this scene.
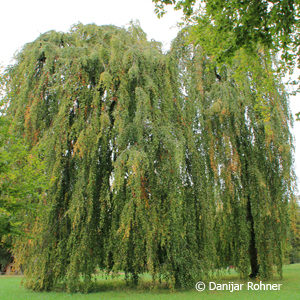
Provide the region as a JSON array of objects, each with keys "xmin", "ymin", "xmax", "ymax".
[{"xmin": 2, "ymin": 23, "xmax": 295, "ymax": 291}]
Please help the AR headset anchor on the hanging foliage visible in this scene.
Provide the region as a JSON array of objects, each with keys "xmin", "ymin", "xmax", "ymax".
[
  {"xmin": 2, "ymin": 23, "xmax": 294, "ymax": 291},
  {"xmin": 169, "ymin": 30, "xmax": 294, "ymax": 280}
]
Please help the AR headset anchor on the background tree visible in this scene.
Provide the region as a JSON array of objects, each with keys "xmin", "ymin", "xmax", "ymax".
[
  {"xmin": 0, "ymin": 109, "xmax": 48, "ymax": 273},
  {"xmin": 153, "ymin": 0, "xmax": 299, "ymax": 67},
  {"xmin": 153, "ymin": 0, "xmax": 300, "ymax": 120}
]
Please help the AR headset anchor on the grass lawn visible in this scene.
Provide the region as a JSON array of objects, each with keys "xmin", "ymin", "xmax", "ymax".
[{"xmin": 0, "ymin": 264, "xmax": 300, "ymax": 300}]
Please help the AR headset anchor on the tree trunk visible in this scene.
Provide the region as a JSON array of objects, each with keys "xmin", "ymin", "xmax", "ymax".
[{"xmin": 247, "ymin": 199, "xmax": 259, "ymax": 278}]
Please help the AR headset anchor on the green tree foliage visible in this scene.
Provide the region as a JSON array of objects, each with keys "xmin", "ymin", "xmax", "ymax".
[
  {"xmin": 3, "ymin": 23, "xmax": 294, "ymax": 291},
  {"xmin": 0, "ymin": 107, "xmax": 48, "ymax": 271},
  {"xmin": 153, "ymin": 0, "xmax": 299, "ymax": 68},
  {"xmin": 171, "ymin": 30, "xmax": 294, "ymax": 279},
  {"xmin": 153, "ymin": 0, "xmax": 300, "ymax": 120}
]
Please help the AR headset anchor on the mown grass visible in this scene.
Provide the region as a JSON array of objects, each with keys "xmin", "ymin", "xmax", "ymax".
[{"xmin": 0, "ymin": 264, "xmax": 300, "ymax": 300}]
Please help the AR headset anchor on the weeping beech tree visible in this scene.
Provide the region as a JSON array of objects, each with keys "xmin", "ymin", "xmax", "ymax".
[{"xmin": 3, "ymin": 23, "xmax": 294, "ymax": 291}]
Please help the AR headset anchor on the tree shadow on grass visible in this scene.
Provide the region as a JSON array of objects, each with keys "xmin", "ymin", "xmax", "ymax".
[
  {"xmin": 50, "ymin": 275, "xmax": 172, "ymax": 294},
  {"xmin": 91, "ymin": 278, "xmax": 171, "ymax": 293}
]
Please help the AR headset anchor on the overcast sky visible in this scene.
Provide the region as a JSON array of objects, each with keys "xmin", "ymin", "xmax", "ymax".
[{"xmin": 1, "ymin": 0, "xmax": 299, "ymax": 191}]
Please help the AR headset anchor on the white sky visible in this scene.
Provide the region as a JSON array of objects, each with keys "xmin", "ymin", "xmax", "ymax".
[{"xmin": 0, "ymin": 0, "xmax": 299, "ymax": 191}]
